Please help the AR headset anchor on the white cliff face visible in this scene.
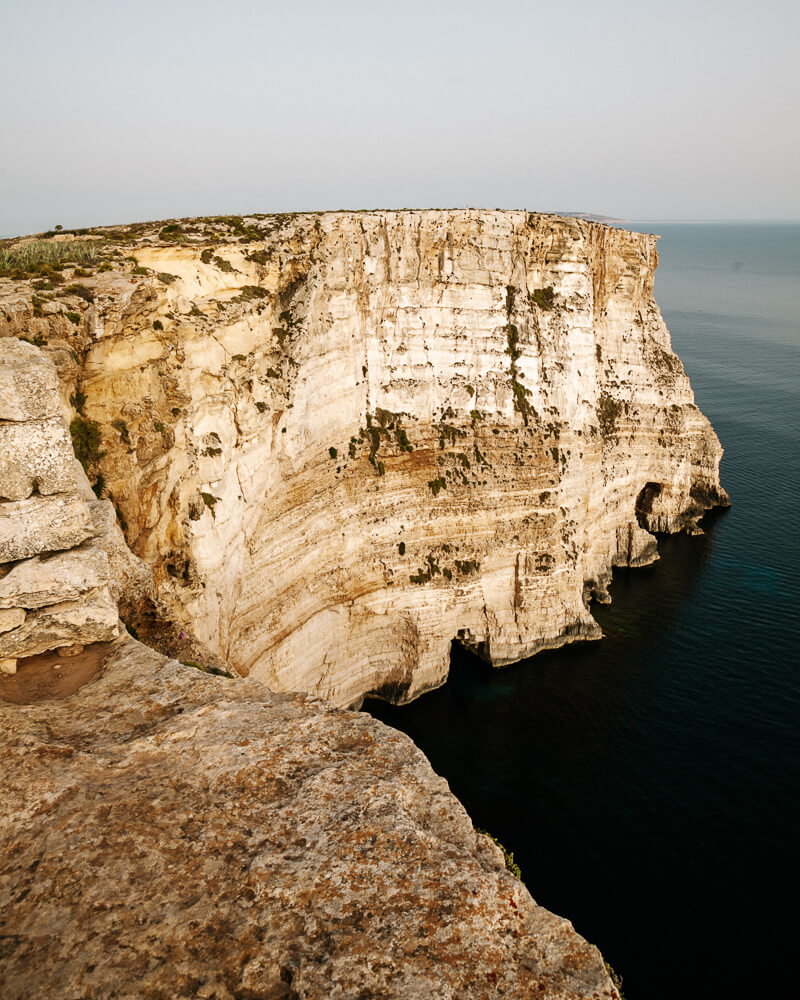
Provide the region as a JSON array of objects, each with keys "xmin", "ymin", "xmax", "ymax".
[{"xmin": 1, "ymin": 211, "xmax": 728, "ymax": 705}]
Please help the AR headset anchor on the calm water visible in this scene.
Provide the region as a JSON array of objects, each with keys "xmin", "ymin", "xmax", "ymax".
[{"xmin": 367, "ymin": 223, "xmax": 800, "ymax": 998}]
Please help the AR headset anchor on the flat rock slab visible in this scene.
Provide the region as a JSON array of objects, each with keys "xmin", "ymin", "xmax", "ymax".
[
  {"xmin": 0, "ymin": 491, "xmax": 95, "ymax": 564},
  {"xmin": 0, "ymin": 638, "xmax": 619, "ymax": 1000},
  {"xmin": 0, "ymin": 544, "xmax": 113, "ymax": 610},
  {"xmin": 0, "ymin": 339, "xmax": 62, "ymax": 422},
  {"xmin": 0, "ymin": 418, "xmax": 77, "ymax": 501},
  {"xmin": 0, "ymin": 588, "xmax": 119, "ymax": 659}
]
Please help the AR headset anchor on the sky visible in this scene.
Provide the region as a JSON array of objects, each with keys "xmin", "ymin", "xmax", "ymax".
[{"xmin": 1, "ymin": 0, "xmax": 798, "ymax": 235}]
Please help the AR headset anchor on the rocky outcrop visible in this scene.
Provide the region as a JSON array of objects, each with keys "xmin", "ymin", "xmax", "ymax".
[
  {"xmin": 0, "ymin": 636, "xmax": 620, "ymax": 1000},
  {"xmin": 0, "ymin": 340, "xmax": 120, "ymax": 669},
  {"xmin": 0, "ymin": 211, "xmax": 728, "ymax": 705}
]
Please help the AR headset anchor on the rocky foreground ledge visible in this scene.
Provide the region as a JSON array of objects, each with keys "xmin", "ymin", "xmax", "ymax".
[{"xmin": 1, "ymin": 637, "xmax": 619, "ymax": 1000}]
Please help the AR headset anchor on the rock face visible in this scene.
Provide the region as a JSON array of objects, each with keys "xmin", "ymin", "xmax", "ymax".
[
  {"xmin": 1, "ymin": 211, "xmax": 728, "ymax": 706},
  {"xmin": 0, "ymin": 340, "xmax": 120, "ymax": 667},
  {"xmin": 0, "ymin": 637, "xmax": 619, "ymax": 1000}
]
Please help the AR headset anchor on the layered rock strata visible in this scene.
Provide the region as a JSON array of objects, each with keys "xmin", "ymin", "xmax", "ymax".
[
  {"xmin": 0, "ymin": 340, "xmax": 120, "ymax": 669},
  {"xmin": 0, "ymin": 636, "xmax": 620, "ymax": 1000},
  {"xmin": 0, "ymin": 211, "xmax": 728, "ymax": 707}
]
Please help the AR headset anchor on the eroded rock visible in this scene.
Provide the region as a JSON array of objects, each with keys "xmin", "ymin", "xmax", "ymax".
[
  {"xmin": 0, "ymin": 544, "xmax": 113, "ymax": 610},
  {"xmin": 0, "ymin": 638, "xmax": 620, "ymax": 1000},
  {"xmin": 0, "ymin": 338, "xmax": 62, "ymax": 422},
  {"xmin": 0, "ymin": 417, "xmax": 77, "ymax": 501},
  {"xmin": 0, "ymin": 493, "xmax": 95, "ymax": 563},
  {"xmin": 9, "ymin": 211, "xmax": 728, "ymax": 707},
  {"xmin": 0, "ymin": 342, "xmax": 120, "ymax": 660}
]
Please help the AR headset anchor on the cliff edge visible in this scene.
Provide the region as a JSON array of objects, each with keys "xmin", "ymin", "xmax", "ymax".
[
  {"xmin": 0, "ymin": 208, "xmax": 728, "ymax": 998},
  {"xmin": 1, "ymin": 210, "xmax": 728, "ymax": 707},
  {"xmin": 0, "ymin": 332, "xmax": 621, "ymax": 999},
  {"xmin": 1, "ymin": 637, "xmax": 619, "ymax": 1000}
]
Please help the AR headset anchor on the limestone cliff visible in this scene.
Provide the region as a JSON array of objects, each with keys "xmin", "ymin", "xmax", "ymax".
[
  {"xmin": 0, "ymin": 333, "xmax": 620, "ymax": 999},
  {"xmin": 0, "ymin": 211, "xmax": 728, "ymax": 707}
]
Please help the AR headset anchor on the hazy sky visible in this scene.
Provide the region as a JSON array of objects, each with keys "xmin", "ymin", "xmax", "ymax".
[{"xmin": 2, "ymin": 0, "xmax": 798, "ymax": 234}]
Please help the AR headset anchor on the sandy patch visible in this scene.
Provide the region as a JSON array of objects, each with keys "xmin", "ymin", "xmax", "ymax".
[{"xmin": 0, "ymin": 642, "xmax": 114, "ymax": 705}]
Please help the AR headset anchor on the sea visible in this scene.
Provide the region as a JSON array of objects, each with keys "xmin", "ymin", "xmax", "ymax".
[{"xmin": 366, "ymin": 223, "xmax": 800, "ymax": 999}]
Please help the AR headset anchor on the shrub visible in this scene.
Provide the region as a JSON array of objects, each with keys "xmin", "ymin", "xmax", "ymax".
[
  {"xmin": 236, "ymin": 284, "xmax": 269, "ymax": 302},
  {"xmin": 70, "ymin": 388, "xmax": 87, "ymax": 413},
  {"xmin": 532, "ymin": 286, "xmax": 555, "ymax": 310},
  {"xmin": 63, "ymin": 283, "xmax": 94, "ymax": 302},
  {"xmin": 329, "ymin": 446, "xmax": 338, "ymax": 459},
  {"xmin": 476, "ymin": 829, "xmax": 523, "ymax": 880},
  {"xmin": 112, "ymin": 418, "xmax": 130, "ymax": 445},
  {"xmin": 395, "ymin": 427, "xmax": 413, "ymax": 452},
  {"xmin": 213, "ymin": 255, "xmax": 234, "ymax": 273},
  {"xmin": 159, "ymin": 224, "xmax": 184, "ymax": 241},
  {"xmin": 69, "ymin": 415, "xmax": 104, "ymax": 473},
  {"xmin": 201, "ymin": 492, "xmax": 219, "ymax": 518}
]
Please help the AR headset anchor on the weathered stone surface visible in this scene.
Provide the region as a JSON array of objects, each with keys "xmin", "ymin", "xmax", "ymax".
[
  {"xmin": 0, "ymin": 638, "xmax": 619, "ymax": 1000},
  {"xmin": 0, "ymin": 544, "xmax": 112, "ymax": 610},
  {"xmin": 0, "ymin": 417, "xmax": 76, "ymax": 501},
  {"xmin": 0, "ymin": 339, "xmax": 62, "ymax": 421},
  {"xmin": 12, "ymin": 211, "xmax": 727, "ymax": 707},
  {"xmin": 88, "ymin": 498, "xmax": 155, "ymax": 615},
  {"xmin": 0, "ymin": 587, "xmax": 119, "ymax": 658},
  {"xmin": 0, "ymin": 493, "xmax": 95, "ymax": 563},
  {"xmin": 0, "ymin": 657, "xmax": 16, "ymax": 674},
  {"xmin": 71, "ymin": 459, "xmax": 157, "ymax": 614},
  {"xmin": 0, "ymin": 608, "xmax": 25, "ymax": 634},
  {"xmin": 56, "ymin": 643, "xmax": 84, "ymax": 656},
  {"xmin": 0, "ymin": 340, "xmax": 123, "ymax": 659}
]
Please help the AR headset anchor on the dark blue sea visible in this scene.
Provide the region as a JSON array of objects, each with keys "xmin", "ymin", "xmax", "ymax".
[{"xmin": 367, "ymin": 223, "xmax": 800, "ymax": 998}]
